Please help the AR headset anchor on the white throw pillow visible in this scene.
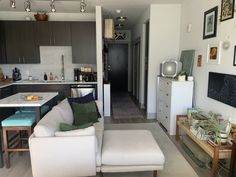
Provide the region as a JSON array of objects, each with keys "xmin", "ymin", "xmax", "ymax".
[
  {"xmin": 54, "ymin": 99, "xmax": 74, "ymax": 124},
  {"xmin": 55, "ymin": 126, "xmax": 95, "ymax": 137}
]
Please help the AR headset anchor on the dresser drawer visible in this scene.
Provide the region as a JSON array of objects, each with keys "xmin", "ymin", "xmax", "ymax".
[
  {"xmin": 159, "ymin": 90, "xmax": 171, "ymax": 103},
  {"xmin": 159, "ymin": 79, "xmax": 171, "ymax": 92}
]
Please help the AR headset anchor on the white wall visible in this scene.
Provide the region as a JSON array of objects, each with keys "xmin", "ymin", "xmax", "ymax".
[
  {"xmin": 180, "ymin": 0, "xmax": 236, "ymax": 120},
  {"xmin": 132, "ymin": 7, "xmax": 150, "ymax": 108},
  {"xmin": 147, "ymin": 4, "xmax": 181, "ymax": 118}
]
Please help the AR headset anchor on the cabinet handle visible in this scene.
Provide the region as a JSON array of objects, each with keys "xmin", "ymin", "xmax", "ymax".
[
  {"xmin": 18, "ymin": 57, "xmax": 21, "ymax": 63},
  {"xmin": 166, "ymin": 94, "xmax": 169, "ymax": 96},
  {"xmin": 166, "ymin": 105, "xmax": 168, "ymax": 108},
  {"xmin": 167, "ymin": 82, "xmax": 169, "ymax": 85},
  {"xmin": 23, "ymin": 56, "xmax": 25, "ymax": 63}
]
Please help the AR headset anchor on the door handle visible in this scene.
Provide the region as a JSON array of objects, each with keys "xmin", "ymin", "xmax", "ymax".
[{"xmin": 107, "ymin": 65, "xmax": 111, "ymax": 71}]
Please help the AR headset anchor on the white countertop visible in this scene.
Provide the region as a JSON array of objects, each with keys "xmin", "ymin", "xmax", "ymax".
[
  {"xmin": 0, "ymin": 92, "xmax": 58, "ymax": 107},
  {"xmin": 0, "ymin": 80, "xmax": 97, "ymax": 89}
]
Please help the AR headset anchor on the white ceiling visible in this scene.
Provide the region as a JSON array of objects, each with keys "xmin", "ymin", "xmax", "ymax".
[{"xmin": 0, "ymin": 0, "xmax": 183, "ymax": 29}]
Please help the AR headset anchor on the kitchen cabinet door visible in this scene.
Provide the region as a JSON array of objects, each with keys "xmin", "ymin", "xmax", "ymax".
[
  {"xmin": 35, "ymin": 21, "xmax": 71, "ymax": 46},
  {"xmin": 51, "ymin": 22, "xmax": 71, "ymax": 46},
  {"xmin": 4, "ymin": 21, "xmax": 40, "ymax": 64},
  {"xmin": 71, "ymin": 22, "xmax": 96, "ymax": 64},
  {"xmin": 35, "ymin": 21, "xmax": 52, "ymax": 46},
  {"xmin": 0, "ymin": 22, "xmax": 6, "ymax": 64}
]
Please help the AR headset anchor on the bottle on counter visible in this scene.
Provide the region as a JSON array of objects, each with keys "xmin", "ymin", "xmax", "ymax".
[
  {"xmin": 44, "ymin": 72, "xmax": 47, "ymax": 80},
  {"xmin": 49, "ymin": 72, "xmax": 53, "ymax": 80}
]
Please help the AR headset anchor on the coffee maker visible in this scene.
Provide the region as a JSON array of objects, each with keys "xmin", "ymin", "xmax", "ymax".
[{"xmin": 12, "ymin": 67, "xmax": 21, "ymax": 81}]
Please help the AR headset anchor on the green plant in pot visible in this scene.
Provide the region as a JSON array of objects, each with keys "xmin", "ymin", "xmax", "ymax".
[{"xmin": 191, "ymin": 111, "xmax": 231, "ymax": 144}]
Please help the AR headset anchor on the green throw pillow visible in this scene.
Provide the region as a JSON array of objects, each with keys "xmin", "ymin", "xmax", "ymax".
[
  {"xmin": 71, "ymin": 102, "xmax": 99, "ymax": 126},
  {"xmin": 60, "ymin": 122, "xmax": 93, "ymax": 131}
]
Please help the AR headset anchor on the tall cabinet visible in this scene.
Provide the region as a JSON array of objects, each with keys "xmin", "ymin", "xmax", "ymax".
[{"xmin": 157, "ymin": 76, "xmax": 193, "ymax": 135}]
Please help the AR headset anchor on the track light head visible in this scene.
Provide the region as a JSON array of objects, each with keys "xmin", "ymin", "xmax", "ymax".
[
  {"xmin": 50, "ymin": 0, "xmax": 56, "ymax": 12},
  {"xmin": 10, "ymin": 0, "xmax": 16, "ymax": 8},
  {"xmin": 80, "ymin": 0, "xmax": 86, "ymax": 13},
  {"xmin": 24, "ymin": 0, "xmax": 31, "ymax": 12}
]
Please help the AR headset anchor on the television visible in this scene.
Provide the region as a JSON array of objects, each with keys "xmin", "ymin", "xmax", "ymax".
[
  {"xmin": 160, "ymin": 59, "xmax": 182, "ymax": 77},
  {"xmin": 208, "ymin": 72, "xmax": 236, "ymax": 108}
]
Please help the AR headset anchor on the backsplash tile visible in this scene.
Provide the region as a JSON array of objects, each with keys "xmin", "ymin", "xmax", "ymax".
[{"xmin": 0, "ymin": 46, "xmax": 96, "ymax": 81}]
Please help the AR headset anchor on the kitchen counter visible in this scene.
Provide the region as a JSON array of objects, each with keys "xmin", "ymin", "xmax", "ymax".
[{"xmin": 0, "ymin": 80, "xmax": 97, "ymax": 89}]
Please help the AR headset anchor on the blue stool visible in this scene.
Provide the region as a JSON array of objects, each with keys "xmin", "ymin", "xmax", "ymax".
[
  {"xmin": 1, "ymin": 113, "xmax": 36, "ymax": 168},
  {"xmin": 15, "ymin": 105, "xmax": 50, "ymax": 116}
]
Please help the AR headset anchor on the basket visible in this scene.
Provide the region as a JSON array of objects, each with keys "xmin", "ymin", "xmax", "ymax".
[{"xmin": 34, "ymin": 13, "xmax": 48, "ymax": 21}]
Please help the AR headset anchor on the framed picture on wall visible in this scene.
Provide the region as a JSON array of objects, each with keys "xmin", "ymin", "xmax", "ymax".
[
  {"xmin": 207, "ymin": 42, "xmax": 222, "ymax": 64},
  {"xmin": 233, "ymin": 46, "xmax": 236, "ymax": 66},
  {"xmin": 220, "ymin": 0, "xmax": 235, "ymax": 21},
  {"xmin": 203, "ymin": 6, "xmax": 218, "ymax": 39}
]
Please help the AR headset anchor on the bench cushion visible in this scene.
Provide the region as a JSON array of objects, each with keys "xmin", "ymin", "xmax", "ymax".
[
  {"xmin": 2, "ymin": 113, "xmax": 35, "ymax": 126},
  {"xmin": 102, "ymin": 130, "xmax": 165, "ymax": 166}
]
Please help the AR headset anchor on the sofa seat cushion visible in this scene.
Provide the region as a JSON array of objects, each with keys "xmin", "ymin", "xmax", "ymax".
[
  {"xmin": 55, "ymin": 126, "xmax": 95, "ymax": 137},
  {"xmin": 102, "ymin": 130, "xmax": 165, "ymax": 166},
  {"xmin": 34, "ymin": 107, "xmax": 64, "ymax": 137}
]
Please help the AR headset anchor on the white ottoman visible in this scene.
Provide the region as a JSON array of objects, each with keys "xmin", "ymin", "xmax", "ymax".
[{"xmin": 101, "ymin": 130, "xmax": 165, "ymax": 176}]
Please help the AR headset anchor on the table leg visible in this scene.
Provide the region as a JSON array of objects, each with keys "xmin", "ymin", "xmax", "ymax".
[
  {"xmin": 35, "ymin": 107, "xmax": 41, "ymax": 123},
  {"xmin": 0, "ymin": 130, "xmax": 3, "ymax": 168},
  {"xmin": 212, "ymin": 146, "xmax": 219, "ymax": 177}
]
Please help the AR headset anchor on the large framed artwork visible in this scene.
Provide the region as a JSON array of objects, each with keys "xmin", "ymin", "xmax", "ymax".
[
  {"xmin": 203, "ymin": 6, "xmax": 218, "ymax": 39},
  {"xmin": 220, "ymin": 0, "xmax": 235, "ymax": 21}
]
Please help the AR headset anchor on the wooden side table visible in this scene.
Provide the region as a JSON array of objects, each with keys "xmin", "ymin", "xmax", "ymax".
[
  {"xmin": 229, "ymin": 140, "xmax": 236, "ymax": 177},
  {"xmin": 176, "ymin": 115, "xmax": 232, "ymax": 177}
]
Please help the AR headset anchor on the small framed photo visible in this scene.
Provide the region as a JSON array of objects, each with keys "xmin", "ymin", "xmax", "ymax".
[
  {"xmin": 207, "ymin": 42, "xmax": 222, "ymax": 64},
  {"xmin": 220, "ymin": 0, "xmax": 235, "ymax": 21},
  {"xmin": 233, "ymin": 46, "xmax": 236, "ymax": 66},
  {"xmin": 203, "ymin": 6, "xmax": 218, "ymax": 39}
]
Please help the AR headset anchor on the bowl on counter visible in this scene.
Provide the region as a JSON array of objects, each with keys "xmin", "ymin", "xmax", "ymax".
[{"xmin": 34, "ymin": 12, "xmax": 48, "ymax": 21}]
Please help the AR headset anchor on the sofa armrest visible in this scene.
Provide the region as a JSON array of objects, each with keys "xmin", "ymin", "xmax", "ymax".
[{"xmin": 29, "ymin": 134, "xmax": 97, "ymax": 177}]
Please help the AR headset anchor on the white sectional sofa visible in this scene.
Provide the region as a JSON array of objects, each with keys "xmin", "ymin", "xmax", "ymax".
[{"xmin": 29, "ymin": 99, "xmax": 165, "ymax": 177}]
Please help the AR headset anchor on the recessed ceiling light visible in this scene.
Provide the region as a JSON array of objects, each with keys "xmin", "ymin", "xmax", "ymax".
[{"xmin": 116, "ymin": 16, "xmax": 127, "ymax": 22}]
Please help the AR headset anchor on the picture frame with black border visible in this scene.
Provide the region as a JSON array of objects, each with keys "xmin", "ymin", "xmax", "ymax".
[
  {"xmin": 220, "ymin": 0, "xmax": 235, "ymax": 21},
  {"xmin": 233, "ymin": 46, "xmax": 236, "ymax": 66},
  {"xmin": 203, "ymin": 6, "xmax": 218, "ymax": 39}
]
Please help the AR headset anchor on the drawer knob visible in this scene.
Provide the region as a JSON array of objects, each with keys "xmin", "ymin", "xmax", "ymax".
[
  {"xmin": 166, "ymin": 105, "xmax": 168, "ymax": 108},
  {"xmin": 166, "ymin": 94, "xmax": 168, "ymax": 96},
  {"xmin": 165, "ymin": 116, "xmax": 168, "ymax": 119}
]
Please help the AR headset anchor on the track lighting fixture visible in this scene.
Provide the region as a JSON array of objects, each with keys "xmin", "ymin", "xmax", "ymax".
[
  {"xmin": 10, "ymin": 0, "xmax": 16, "ymax": 8},
  {"xmin": 80, "ymin": 0, "xmax": 86, "ymax": 13},
  {"xmin": 50, "ymin": 0, "xmax": 56, "ymax": 12},
  {"xmin": 24, "ymin": 0, "xmax": 31, "ymax": 12}
]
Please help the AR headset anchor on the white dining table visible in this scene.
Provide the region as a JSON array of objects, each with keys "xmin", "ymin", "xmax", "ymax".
[{"xmin": 0, "ymin": 92, "xmax": 58, "ymax": 122}]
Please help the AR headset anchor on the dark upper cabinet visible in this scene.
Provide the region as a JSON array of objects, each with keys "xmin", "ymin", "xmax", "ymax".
[
  {"xmin": 70, "ymin": 22, "xmax": 96, "ymax": 64},
  {"xmin": 0, "ymin": 22, "xmax": 6, "ymax": 64},
  {"xmin": 35, "ymin": 21, "xmax": 71, "ymax": 46},
  {"xmin": 4, "ymin": 21, "xmax": 40, "ymax": 64}
]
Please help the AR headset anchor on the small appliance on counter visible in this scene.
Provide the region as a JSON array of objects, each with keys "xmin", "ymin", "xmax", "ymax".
[
  {"xmin": 12, "ymin": 67, "xmax": 22, "ymax": 81},
  {"xmin": 74, "ymin": 67, "xmax": 97, "ymax": 82}
]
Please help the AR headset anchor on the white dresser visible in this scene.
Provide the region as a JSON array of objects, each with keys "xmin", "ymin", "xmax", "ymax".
[{"xmin": 157, "ymin": 76, "xmax": 193, "ymax": 135}]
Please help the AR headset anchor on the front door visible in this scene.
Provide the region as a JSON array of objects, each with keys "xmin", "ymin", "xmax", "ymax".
[{"xmin": 108, "ymin": 44, "xmax": 128, "ymax": 92}]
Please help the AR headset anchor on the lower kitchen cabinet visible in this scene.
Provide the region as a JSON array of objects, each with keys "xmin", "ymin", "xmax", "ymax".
[
  {"xmin": 0, "ymin": 85, "xmax": 14, "ymax": 121},
  {"xmin": 157, "ymin": 77, "xmax": 193, "ymax": 135}
]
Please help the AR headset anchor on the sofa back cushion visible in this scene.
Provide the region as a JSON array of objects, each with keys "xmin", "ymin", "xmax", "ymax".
[
  {"xmin": 34, "ymin": 107, "xmax": 64, "ymax": 137},
  {"xmin": 53, "ymin": 99, "xmax": 73, "ymax": 125}
]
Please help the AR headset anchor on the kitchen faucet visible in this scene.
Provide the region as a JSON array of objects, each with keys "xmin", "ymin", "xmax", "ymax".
[{"xmin": 61, "ymin": 55, "xmax": 65, "ymax": 80}]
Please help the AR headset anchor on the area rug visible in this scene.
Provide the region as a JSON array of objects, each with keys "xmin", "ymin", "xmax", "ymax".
[
  {"xmin": 112, "ymin": 92, "xmax": 144, "ymax": 119},
  {"xmin": 101, "ymin": 123, "xmax": 199, "ymax": 177}
]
